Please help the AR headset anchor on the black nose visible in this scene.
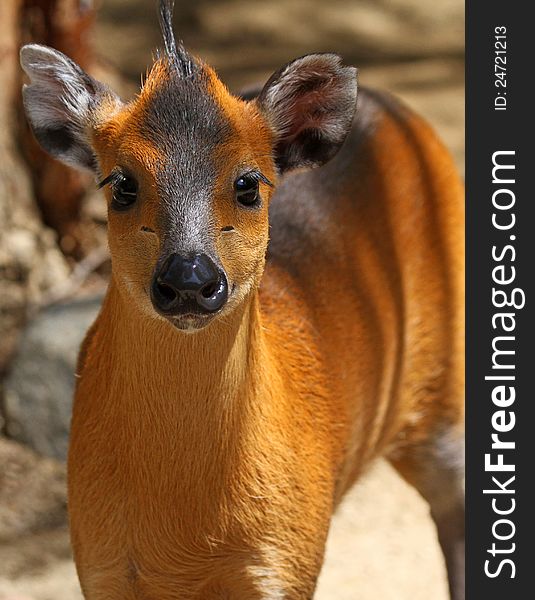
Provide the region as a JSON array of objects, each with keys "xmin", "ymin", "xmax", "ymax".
[{"xmin": 151, "ymin": 253, "xmax": 228, "ymax": 315}]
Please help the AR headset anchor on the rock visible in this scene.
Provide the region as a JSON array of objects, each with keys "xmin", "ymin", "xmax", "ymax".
[
  {"xmin": 0, "ymin": 438, "xmax": 67, "ymax": 542},
  {"xmin": 4, "ymin": 296, "xmax": 103, "ymax": 461}
]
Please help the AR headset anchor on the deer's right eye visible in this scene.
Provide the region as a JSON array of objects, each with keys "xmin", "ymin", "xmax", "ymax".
[{"xmin": 112, "ymin": 174, "xmax": 138, "ymax": 211}]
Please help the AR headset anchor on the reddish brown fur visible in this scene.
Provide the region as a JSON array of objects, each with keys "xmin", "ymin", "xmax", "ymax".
[
  {"xmin": 69, "ymin": 60, "xmax": 464, "ymax": 600},
  {"xmin": 21, "ymin": 0, "xmax": 97, "ymax": 243}
]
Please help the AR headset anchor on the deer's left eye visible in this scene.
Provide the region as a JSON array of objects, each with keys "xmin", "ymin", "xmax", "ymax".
[
  {"xmin": 112, "ymin": 174, "xmax": 138, "ymax": 210},
  {"xmin": 235, "ymin": 174, "xmax": 260, "ymax": 207}
]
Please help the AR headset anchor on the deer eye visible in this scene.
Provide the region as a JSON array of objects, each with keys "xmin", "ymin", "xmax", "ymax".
[
  {"xmin": 111, "ymin": 173, "xmax": 138, "ymax": 211},
  {"xmin": 235, "ymin": 173, "xmax": 260, "ymax": 207}
]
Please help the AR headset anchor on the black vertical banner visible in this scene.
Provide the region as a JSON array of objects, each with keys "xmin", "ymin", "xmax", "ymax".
[{"xmin": 466, "ymin": 1, "xmax": 533, "ymax": 598}]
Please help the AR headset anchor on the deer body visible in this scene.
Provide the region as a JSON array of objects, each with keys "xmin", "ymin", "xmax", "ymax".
[
  {"xmin": 20, "ymin": 2, "xmax": 464, "ymax": 598},
  {"xmin": 68, "ymin": 89, "xmax": 463, "ymax": 600}
]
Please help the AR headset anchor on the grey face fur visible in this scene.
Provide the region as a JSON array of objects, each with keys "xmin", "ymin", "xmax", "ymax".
[{"xmin": 137, "ymin": 64, "xmax": 232, "ymax": 261}]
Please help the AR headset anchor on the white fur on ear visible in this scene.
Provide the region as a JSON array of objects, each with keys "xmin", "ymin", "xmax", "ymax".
[
  {"xmin": 20, "ymin": 44, "xmax": 121, "ymax": 172},
  {"xmin": 258, "ymin": 53, "xmax": 358, "ymax": 172}
]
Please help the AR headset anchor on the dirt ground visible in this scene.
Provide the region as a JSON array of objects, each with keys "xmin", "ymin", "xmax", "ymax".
[{"xmin": 0, "ymin": 0, "xmax": 463, "ymax": 598}]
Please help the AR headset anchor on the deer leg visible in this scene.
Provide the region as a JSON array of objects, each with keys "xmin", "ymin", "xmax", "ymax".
[{"xmin": 389, "ymin": 426, "xmax": 465, "ymax": 600}]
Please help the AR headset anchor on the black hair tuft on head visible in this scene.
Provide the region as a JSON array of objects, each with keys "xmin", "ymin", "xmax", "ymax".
[
  {"xmin": 158, "ymin": 0, "xmax": 197, "ymax": 78},
  {"xmin": 158, "ymin": 0, "xmax": 177, "ymax": 58}
]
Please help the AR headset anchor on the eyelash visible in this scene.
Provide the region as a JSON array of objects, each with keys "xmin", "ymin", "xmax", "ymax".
[
  {"xmin": 97, "ymin": 172, "xmax": 272, "ymax": 188},
  {"xmin": 239, "ymin": 170, "xmax": 273, "ymax": 187},
  {"xmin": 97, "ymin": 170, "xmax": 124, "ymax": 190}
]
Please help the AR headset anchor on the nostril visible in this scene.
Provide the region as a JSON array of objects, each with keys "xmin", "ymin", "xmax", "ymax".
[
  {"xmin": 156, "ymin": 281, "xmax": 178, "ymax": 303},
  {"xmin": 200, "ymin": 281, "xmax": 218, "ymax": 299},
  {"xmin": 196, "ymin": 273, "xmax": 228, "ymax": 313}
]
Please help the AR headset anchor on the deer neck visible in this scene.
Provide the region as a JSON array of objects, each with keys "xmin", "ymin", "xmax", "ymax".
[
  {"xmin": 75, "ymin": 279, "xmax": 282, "ymax": 544},
  {"xmin": 103, "ymin": 278, "xmax": 267, "ymax": 408}
]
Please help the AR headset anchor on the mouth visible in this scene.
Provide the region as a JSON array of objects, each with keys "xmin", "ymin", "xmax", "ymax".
[
  {"xmin": 166, "ymin": 312, "xmax": 215, "ymax": 332},
  {"xmin": 156, "ymin": 283, "xmax": 236, "ymax": 332}
]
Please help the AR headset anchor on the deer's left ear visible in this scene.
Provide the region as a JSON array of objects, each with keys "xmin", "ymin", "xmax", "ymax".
[
  {"xmin": 258, "ymin": 53, "xmax": 357, "ymax": 173},
  {"xmin": 20, "ymin": 44, "xmax": 122, "ymax": 173}
]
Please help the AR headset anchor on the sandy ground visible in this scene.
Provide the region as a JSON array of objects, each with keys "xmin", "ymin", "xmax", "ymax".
[{"xmin": 0, "ymin": 1, "xmax": 463, "ymax": 598}]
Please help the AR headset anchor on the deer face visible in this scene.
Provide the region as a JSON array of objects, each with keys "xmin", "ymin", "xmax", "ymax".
[
  {"xmin": 20, "ymin": 2, "xmax": 357, "ymax": 332},
  {"xmin": 90, "ymin": 59, "xmax": 277, "ymax": 331}
]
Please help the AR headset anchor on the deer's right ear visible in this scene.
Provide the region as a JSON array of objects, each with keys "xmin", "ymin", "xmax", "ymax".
[{"xmin": 20, "ymin": 44, "xmax": 122, "ymax": 173}]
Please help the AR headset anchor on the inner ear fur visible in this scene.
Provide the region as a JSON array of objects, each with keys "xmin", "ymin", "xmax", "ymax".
[
  {"xmin": 20, "ymin": 44, "xmax": 121, "ymax": 173},
  {"xmin": 258, "ymin": 53, "xmax": 358, "ymax": 172}
]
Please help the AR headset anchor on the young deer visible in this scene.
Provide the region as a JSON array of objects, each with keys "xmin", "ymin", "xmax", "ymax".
[{"xmin": 20, "ymin": 1, "xmax": 464, "ymax": 598}]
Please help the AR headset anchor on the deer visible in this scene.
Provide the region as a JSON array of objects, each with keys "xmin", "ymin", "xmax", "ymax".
[{"xmin": 20, "ymin": 1, "xmax": 464, "ymax": 598}]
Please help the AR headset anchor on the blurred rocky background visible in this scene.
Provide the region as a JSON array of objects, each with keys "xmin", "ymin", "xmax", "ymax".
[{"xmin": 0, "ymin": 0, "xmax": 463, "ymax": 598}]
